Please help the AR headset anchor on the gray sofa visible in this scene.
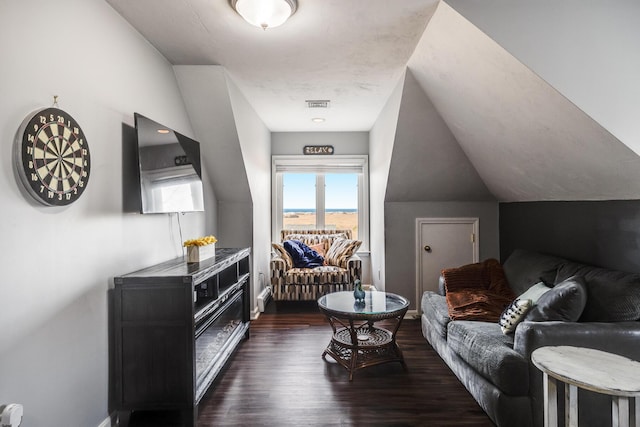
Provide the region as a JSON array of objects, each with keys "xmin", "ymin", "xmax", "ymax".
[{"xmin": 421, "ymin": 249, "xmax": 640, "ymax": 427}]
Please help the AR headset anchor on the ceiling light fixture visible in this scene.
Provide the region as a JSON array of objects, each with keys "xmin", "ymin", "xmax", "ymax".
[
  {"xmin": 311, "ymin": 118, "xmax": 325, "ymax": 123},
  {"xmin": 230, "ymin": 0, "xmax": 298, "ymax": 30}
]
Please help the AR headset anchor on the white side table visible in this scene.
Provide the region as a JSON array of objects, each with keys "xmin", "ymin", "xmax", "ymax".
[{"xmin": 532, "ymin": 346, "xmax": 640, "ymax": 427}]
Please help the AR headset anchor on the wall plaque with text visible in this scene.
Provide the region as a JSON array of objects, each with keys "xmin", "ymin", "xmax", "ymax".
[{"xmin": 303, "ymin": 145, "xmax": 334, "ymax": 155}]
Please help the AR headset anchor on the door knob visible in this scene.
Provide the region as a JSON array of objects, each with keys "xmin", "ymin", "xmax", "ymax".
[{"xmin": 424, "ymin": 245, "xmax": 432, "ymax": 252}]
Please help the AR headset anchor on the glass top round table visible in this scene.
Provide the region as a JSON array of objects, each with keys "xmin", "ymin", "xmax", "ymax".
[
  {"xmin": 317, "ymin": 290, "xmax": 409, "ymax": 320},
  {"xmin": 317, "ymin": 291, "xmax": 410, "ymax": 380}
]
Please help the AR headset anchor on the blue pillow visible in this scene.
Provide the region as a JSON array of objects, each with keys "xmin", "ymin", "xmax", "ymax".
[
  {"xmin": 283, "ymin": 240, "xmax": 324, "ymax": 268},
  {"xmin": 282, "ymin": 239, "xmax": 303, "ymax": 263}
]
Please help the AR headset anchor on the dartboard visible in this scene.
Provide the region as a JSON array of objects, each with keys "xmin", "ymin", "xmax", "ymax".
[{"xmin": 14, "ymin": 107, "xmax": 91, "ymax": 206}]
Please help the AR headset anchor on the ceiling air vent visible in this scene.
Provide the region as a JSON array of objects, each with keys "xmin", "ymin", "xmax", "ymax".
[{"xmin": 306, "ymin": 99, "xmax": 330, "ymax": 109}]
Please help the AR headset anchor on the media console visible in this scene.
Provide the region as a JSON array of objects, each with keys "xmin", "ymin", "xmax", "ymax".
[{"xmin": 112, "ymin": 247, "xmax": 251, "ymax": 426}]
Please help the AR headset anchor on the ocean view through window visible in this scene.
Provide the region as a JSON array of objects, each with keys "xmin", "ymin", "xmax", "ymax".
[{"xmin": 282, "ymin": 173, "xmax": 358, "ymax": 238}]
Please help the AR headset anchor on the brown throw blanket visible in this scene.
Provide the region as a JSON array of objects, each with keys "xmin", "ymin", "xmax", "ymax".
[{"xmin": 443, "ymin": 259, "xmax": 515, "ymax": 321}]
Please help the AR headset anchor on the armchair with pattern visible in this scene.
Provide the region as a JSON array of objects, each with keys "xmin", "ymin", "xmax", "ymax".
[{"xmin": 270, "ymin": 229, "xmax": 362, "ymax": 301}]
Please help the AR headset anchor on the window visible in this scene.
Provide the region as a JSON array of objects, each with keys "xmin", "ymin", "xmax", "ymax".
[{"xmin": 272, "ymin": 156, "xmax": 369, "ymax": 250}]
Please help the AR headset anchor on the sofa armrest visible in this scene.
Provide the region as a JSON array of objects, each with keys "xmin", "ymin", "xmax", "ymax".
[
  {"xmin": 514, "ymin": 320, "xmax": 640, "ymax": 361},
  {"xmin": 347, "ymin": 254, "xmax": 362, "ymax": 281},
  {"xmin": 269, "ymin": 256, "xmax": 288, "ymax": 285},
  {"xmin": 438, "ymin": 274, "xmax": 446, "ymax": 296},
  {"xmin": 270, "ymin": 255, "xmax": 287, "ymax": 269},
  {"xmin": 515, "ymin": 320, "xmax": 640, "ymax": 427}
]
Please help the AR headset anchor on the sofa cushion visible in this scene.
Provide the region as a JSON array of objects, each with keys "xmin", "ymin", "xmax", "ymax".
[
  {"xmin": 503, "ymin": 249, "xmax": 564, "ymax": 295},
  {"xmin": 525, "ymin": 275, "xmax": 587, "ymax": 322},
  {"xmin": 447, "ymin": 321, "xmax": 529, "ymax": 396},
  {"xmin": 281, "ymin": 229, "xmax": 351, "ymax": 240},
  {"xmin": 284, "ymin": 265, "xmax": 350, "ymax": 285},
  {"xmin": 421, "ymin": 292, "xmax": 450, "ymax": 339},
  {"xmin": 325, "ymin": 238, "xmax": 362, "ymax": 268},
  {"xmin": 284, "ymin": 232, "xmax": 348, "ymax": 251},
  {"xmin": 554, "ymin": 262, "xmax": 640, "ymax": 322}
]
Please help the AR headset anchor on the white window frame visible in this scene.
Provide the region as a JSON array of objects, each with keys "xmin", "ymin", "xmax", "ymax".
[{"xmin": 272, "ymin": 155, "xmax": 369, "ymax": 252}]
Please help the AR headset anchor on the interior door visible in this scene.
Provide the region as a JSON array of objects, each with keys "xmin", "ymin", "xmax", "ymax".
[{"xmin": 416, "ymin": 218, "xmax": 479, "ymax": 313}]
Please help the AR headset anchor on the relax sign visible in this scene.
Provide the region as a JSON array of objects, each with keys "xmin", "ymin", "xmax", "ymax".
[{"xmin": 303, "ymin": 145, "xmax": 334, "ymax": 155}]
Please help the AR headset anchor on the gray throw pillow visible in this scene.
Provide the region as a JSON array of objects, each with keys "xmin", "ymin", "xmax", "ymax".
[
  {"xmin": 518, "ymin": 281, "xmax": 551, "ymax": 304},
  {"xmin": 502, "ymin": 249, "xmax": 563, "ymax": 295},
  {"xmin": 525, "ymin": 275, "xmax": 587, "ymax": 322},
  {"xmin": 555, "ymin": 264, "xmax": 640, "ymax": 322}
]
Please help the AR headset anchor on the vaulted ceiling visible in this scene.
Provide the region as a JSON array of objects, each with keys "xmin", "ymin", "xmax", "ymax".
[
  {"xmin": 398, "ymin": 1, "xmax": 640, "ymax": 202},
  {"xmin": 105, "ymin": 0, "xmax": 640, "ymax": 203}
]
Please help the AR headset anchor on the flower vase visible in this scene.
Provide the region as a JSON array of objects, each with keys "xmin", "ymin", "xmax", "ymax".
[
  {"xmin": 353, "ymin": 280, "xmax": 365, "ymax": 302},
  {"xmin": 187, "ymin": 243, "xmax": 216, "ymax": 263}
]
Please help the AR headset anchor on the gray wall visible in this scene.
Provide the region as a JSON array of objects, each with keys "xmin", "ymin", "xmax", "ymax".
[
  {"xmin": 0, "ymin": 0, "xmax": 210, "ymax": 425},
  {"xmin": 227, "ymin": 75, "xmax": 272, "ymax": 310},
  {"xmin": 272, "ymin": 131, "xmax": 369, "ymax": 155},
  {"xmin": 500, "ymin": 201, "xmax": 640, "ymax": 274},
  {"xmin": 381, "ymin": 68, "xmax": 498, "ymax": 308},
  {"xmin": 174, "ymin": 66, "xmax": 252, "ymax": 254},
  {"xmin": 369, "ymin": 75, "xmax": 405, "ymax": 290},
  {"xmin": 385, "ymin": 201, "xmax": 499, "ymax": 309},
  {"xmin": 385, "ymin": 69, "xmax": 494, "ymax": 202}
]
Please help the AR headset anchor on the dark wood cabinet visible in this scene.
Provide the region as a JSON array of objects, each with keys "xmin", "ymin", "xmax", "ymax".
[{"xmin": 112, "ymin": 248, "xmax": 251, "ymax": 426}]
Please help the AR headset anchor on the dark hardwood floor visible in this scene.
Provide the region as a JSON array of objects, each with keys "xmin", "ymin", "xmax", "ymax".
[{"xmin": 128, "ymin": 301, "xmax": 495, "ymax": 427}]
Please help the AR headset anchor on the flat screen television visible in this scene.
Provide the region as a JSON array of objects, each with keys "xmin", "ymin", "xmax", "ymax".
[{"xmin": 134, "ymin": 113, "xmax": 204, "ymax": 214}]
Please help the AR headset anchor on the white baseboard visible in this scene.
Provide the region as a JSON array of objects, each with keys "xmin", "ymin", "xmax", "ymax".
[
  {"xmin": 98, "ymin": 414, "xmax": 113, "ymax": 427},
  {"xmin": 257, "ymin": 286, "xmax": 272, "ymax": 312},
  {"xmin": 406, "ymin": 309, "xmax": 420, "ymax": 319}
]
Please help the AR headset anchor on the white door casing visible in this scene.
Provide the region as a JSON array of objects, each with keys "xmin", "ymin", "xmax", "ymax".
[{"xmin": 415, "ymin": 218, "xmax": 479, "ymax": 314}]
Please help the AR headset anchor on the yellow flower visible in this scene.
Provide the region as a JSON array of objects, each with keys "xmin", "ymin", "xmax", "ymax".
[{"xmin": 183, "ymin": 235, "xmax": 218, "ymax": 247}]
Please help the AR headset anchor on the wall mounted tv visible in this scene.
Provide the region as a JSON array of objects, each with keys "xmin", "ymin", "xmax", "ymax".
[{"xmin": 134, "ymin": 113, "xmax": 204, "ymax": 214}]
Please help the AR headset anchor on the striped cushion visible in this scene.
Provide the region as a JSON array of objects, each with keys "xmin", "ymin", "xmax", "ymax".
[
  {"xmin": 499, "ymin": 298, "xmax": 532, "ymax": 334},
  {"xmin": 284, "ymin": 233, "xmax": 348, "ymax": 253},
  {"xmin": 325, "ymin": 238, "xmax": 362, "ymax": 268},
  {"xmin": 280, "ymin": 229, "xmax": 352, "ymax": 241}
]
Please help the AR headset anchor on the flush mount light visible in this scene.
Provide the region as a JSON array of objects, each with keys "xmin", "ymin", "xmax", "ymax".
[
  {"xmin": 311, "ymin": 117, "xmax": 326, "ymax": 123},
  {"xmin": 157, "ymin": 129, "xmax": 170, "ymax": 134},
  {"xmin": 230, "ymin": 0, "xmax": 298, "ymax": 30}
]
